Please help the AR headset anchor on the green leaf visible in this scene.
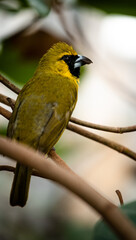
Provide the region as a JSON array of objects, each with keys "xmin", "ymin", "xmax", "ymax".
[
  {"xmin": 0, "ymin": 0, "xmax": 21, "ymax": 12},
  {"xmin": 27, "ymin": 0, "xmax": 51, "ymax": 17},
  {"xmin": 64, "ymin": 222, "xmax": 93, "ymax": 240},
  {"xmin": 0, "ymin": 0, "xmax": 51, "ymax": 15},
  {"xmin": 92, "ymin": 201, "xmax": 136, "ymax": 240},
  {"xmin": 78, "ymin": 0, "xmax": 136, "ymax": 16}
]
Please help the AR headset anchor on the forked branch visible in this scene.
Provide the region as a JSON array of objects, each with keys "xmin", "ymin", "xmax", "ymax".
[
  {"xmin": 0, "ymin": 136, "xmax": 136, "ymax": 240},
  {"xmin": 67, "ymin": 123, "xmax": 136, "ymax": 161},
  {"xmin": 1, "ymin": 105, "xmax": 136, "ymax": 162}
]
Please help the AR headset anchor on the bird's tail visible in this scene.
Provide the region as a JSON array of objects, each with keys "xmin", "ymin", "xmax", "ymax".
[{"xmin": 10, "ymin": 162, "xmax": 32, "ymax": 207}]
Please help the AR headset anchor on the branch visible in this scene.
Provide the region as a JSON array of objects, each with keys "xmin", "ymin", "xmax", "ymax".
[
  {"xmin": 1, "ymin": 74, "xmax": 136, "ymax": 135},
  {"xmin": 48, "ymin": 149, "xmax": 75, "ymax": 174},
  {"xmin": 1, "ymin": 106, "xmax": 136, "ymax": 162},
  {"xmin": 7, "ymin": 97, "xmax": 15, "ymax": 110},
  {"xmin": 115, "ymin": 190, "xmax": 124, "ymax": 206},
  {"xmin": 0, "ymin": 165, "xmax": 15, "ymax": 173},
  {"xmin": 0, "ymin": 74, "xmax": 20, "ymax": 94},
  {"xmin": 70, "ymin": 117, "xmax": 136, "ymax": 134},
  {"xmin": 0, "ymin": 106, "xmax": 74, "ymax": 172},
  {"xmin": 0, "ymin": 164, "xmax": 72, "ymax": 180},
  {"xmin": 0, "ymin": 165, "xmax": 49, "ymax": 179},
  {"xmin": 0, "ymin": 136, "xmax": 136, "ymax": 240},
  {"xmin": 1, "ymin": 92, "xmax": 136, "ymax": 135},
  {"xmin": 0, "ymin": 106, "xmax": 11, "ymax": 120},
  {"xmin": 0, "ymin": 93, "xmax": 15, "ymax": 109},
  {"xmin": 52, "ymin": 1, "xmax": 76, "ymax": 41},
  {"xmin": 67, "ymin": 123, "xmax": 136, "ymax": 161}
]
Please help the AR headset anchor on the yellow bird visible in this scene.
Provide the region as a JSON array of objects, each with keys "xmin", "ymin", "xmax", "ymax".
[{"xmin": 7, "ymin": 42, "xmax": 92, "ymax": 207}]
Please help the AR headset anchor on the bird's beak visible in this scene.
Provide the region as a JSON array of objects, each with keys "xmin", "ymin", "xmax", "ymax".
[{"xmin": 74, "ymin": 55, "xmax": 93, "ymax": 68}]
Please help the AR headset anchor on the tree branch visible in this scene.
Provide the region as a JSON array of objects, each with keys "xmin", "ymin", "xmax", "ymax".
[
  {"xmin": 0, "ymin": 93, "xmax": 15, "ymax": 109},
  {"xmin": 52, "ymin": 1, "xmax": 76, "ymax": 41},
  {"xmin": 67, "ymin": 123, "xmax": 136, "ymax": 161},
  {"xmin": 0, "ymin": 76, "xmax": 136, "ymax": 238},
  {"xmin": 0, "ymin": 136, "xmax": 136, "ymax": 240},
  {"xmin": 0, "ymin": 74, "xmax": 20, "ymax": 94},
  {"xmin": 1, "ymin": 106, "xmax": 136, "ymax": 162},
  {"xmin": 115, "ymin": 190, "xmax": 124, "ymax": 206},
  {"xmin": 70, "ymin": 117, "xmax": 136, "ymax": 134},
  {"xmin": 0, "ymin": 106, "xmax": 74, "ymax": 172},
  {"xmin": 1, "ymin": 91, "xmax": 136, "ymax": 135},
  {"xmin": 0, "ymin": 106, "xmax": 11, "ymax": 120},
  {"xmin": 0, "ymin": 165, "xmax": 49, "ymax": 179},
  {"xmin": 48, "ymin": 148, "xmax": 75, "ymax": 174},
  {"xmin": 1, "ymin": 74, "xmax": 136, "ymax": 135}
]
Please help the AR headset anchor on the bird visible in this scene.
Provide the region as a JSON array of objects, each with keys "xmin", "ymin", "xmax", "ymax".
[{"xmin": 7, "ymin": 42, "xmax": 92, "ymax": 207}]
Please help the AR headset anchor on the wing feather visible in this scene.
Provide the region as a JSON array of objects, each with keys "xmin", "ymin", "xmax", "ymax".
[{"xmin": 7, "ymin": 94, "xmax": 68, "ymax": 152}]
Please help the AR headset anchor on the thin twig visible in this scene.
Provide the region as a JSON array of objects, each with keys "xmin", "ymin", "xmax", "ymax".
[
  {"xmin": 1, "ymin": 92, "xmax": 136, "ymax": 135},
  {"xmin": 52, "ymin": 0, "xmax": 76, "ymax": 41},
  {"xmin": 0, "ymin": 165, "xmax": 15, "ymax": 173},
  {"xmin": 0, "ymin": 165, "xmax": 48, "ymax": 179},
  {"xmin": 0, "ymin": 156, "xmax": 74, "ymax": 180},
  {"xmin": 0, "ymin": 105, "xmax": 74, "ymax": 173},
  {"xmin": 0, "ymin": 93, "xmax": 14, "ymax": 107},
  {"xmin": 7, "ymin": 98, "xmax": 15, "ymax": 110},
  {"xmin": 67, "ymin": 123, "xmax": 136, "ymax": 161},
  {"xmin": 116, "ymin": 190, "xmax": 124, "ymax": 206},
  {"xmin": 1, "ymin": 74, "xmax": 136, "ymax": 162},
  {"xmin": 0, "ymin": 105, "xmax": 75, "ymax": 173},
  {"xmin": 0, "ymin": 74, "xmax": 20, "ymax": 94},
  {"xmin": 0, "ymin": 93, "xmax": 15, "ymax": 109},
  {"xmin": 70, "ymin": 117, "xmax": 136, "ymax": 134},
  {"xmin": 1, "ymin": 107, "xmax": 136, "ymax": 162},
  {"xmin": 0, "ymin": 136, "xmax": 136, "ymax": 240},
  {"xmin": 0, "ymin": 106, "xmax": 11, "ymax": 120},
  {"xmin": 48, "ymin": 148, "xmax": 75, "ymax": 174}
]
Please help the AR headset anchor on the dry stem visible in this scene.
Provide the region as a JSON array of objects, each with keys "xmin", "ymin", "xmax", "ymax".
[
  {"xmin": 1, "ymin": 105, "xmax": 136, "ymax": 162},
  {"xmin": 48, "ymin": 149, "xmax": 75, "ymax": 174},
  {"xmin": 0, "ymin": 75, "xmax": 136, "ymax": 135},
  {"xmin": 0, "ymin": 74, "xmax": 20, "ymax": 94},
  {"xmin": 0, "ymin": 136, "xmax": 136, "ymax": 240},
  {"xmin": 0, "ymin": 165, "xmax": 49, "ymax": 179},
  {"xmin": 0, "ymin": 106, "xmax": 11, "ymax": 120},
  {"xmin": 0, "ymin": 93, "xmax": 15, "ymax": 107},
  {"xmin": 67, "ymin": 123, "xmax": 136, "ymax": 161},
  {"xmin": 116, "ymin": 190, "xmax": 124, "ymax": 206},
  {"xmin": 70, "ymin": 117, "xmax": 136, "ymax": 134},
  {"xmin": 1, "ymin": 74, "xmax": 136, "ymax": 239}
]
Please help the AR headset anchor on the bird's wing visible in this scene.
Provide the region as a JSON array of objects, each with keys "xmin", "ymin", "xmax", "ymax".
[
  {"xmin": 7, "ymin": 94, "xmax": 70, "ymax": 153},
  {"xmin": 37, "ymin": 105, "xmax": 69, "ymax": 153}
]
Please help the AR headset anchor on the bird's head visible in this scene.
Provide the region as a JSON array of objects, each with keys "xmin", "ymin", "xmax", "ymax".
[{"xmin": 38, "ymin": 42, "xmax": 92, "ymax": 82}]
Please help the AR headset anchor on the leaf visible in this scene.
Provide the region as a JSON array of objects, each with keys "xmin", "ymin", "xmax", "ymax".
[
  {"xmin": 92, "ymin": 201, "xmax": 136, "ymax": 240},
  {"xmin": 0, "ymin": 0, "xmax": 51, "ymax": 16},
  {"xmin": 28, "ymin": 0, "xmax": 51, "ymax": 17},
  {"xmin": 78, "ymin": 0, "xmax": 136, "ymax": 16}
]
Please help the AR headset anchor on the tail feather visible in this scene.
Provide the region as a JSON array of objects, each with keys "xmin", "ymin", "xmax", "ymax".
[{"xmin": 10, "ymin": 163, "xmax": 32, "ymax": 207}]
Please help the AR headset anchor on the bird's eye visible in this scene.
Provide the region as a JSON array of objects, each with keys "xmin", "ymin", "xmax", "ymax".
[
  {"xmin": 65, "ymin": 56, "xmax": 69, "ymax": 60},
  {"xmin": 59, "ymin": 54, "xmax": 80, "ymax": 78},
  {"xmin": 60, "ymin": 55, "xmax": 70, "ymax": 61}
]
